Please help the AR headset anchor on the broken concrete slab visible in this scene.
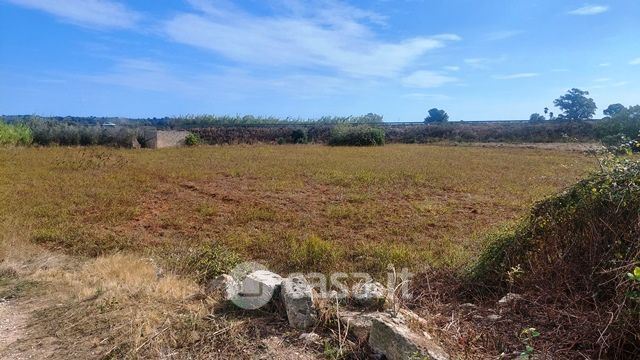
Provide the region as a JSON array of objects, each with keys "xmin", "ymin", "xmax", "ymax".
[
  {"xmin": 282, "ymin": 276, "xmax": 317, "ymax": 330},
  {"xmin": 337, "ymin": 311, "xmax": 385, "ymax": 343},
  {"xmin": 368, "ymin": 310, "xmax": 449, "ymax": 360},
  {"xmin": 232, "ymin": 270, "xmax": 283, "ymax": 310}
]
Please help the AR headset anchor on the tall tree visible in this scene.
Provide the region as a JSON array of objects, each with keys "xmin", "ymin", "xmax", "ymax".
[
  {"xmin": 603, "ymin": 103, "xmax": 626, "ymax": 117},
  {"xmin": 424, "ymin": 108, "xmax": 449, "ymax": 123},
  {"xmin": 553, "ymin": 88, "xmax": 597, "ymax": 120}
]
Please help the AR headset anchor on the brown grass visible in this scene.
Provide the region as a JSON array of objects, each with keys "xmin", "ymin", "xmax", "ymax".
[
  {"xmin": 0, "ymin": 144, "xmax": 596, "ymax": 358},
  {"xmin": 0, "ymin": 145, "xmax": 594, "ymax": 276}
]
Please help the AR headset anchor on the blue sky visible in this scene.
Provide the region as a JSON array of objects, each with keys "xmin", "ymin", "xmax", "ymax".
[{"xmin": 1, "ymin": 0, "xmax": 638, "ymax": 121}]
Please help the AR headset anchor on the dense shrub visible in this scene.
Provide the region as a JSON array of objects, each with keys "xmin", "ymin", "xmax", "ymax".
[
  {"xmin": 467, "ymin": 157, "xmax": 640, "ymax": 357},
  {"xmin": 328, "ymin": 125, "xmax": 385, "ymax": 146},
  {"xmin": 184, "ymin": 133, "xmax": 201, "ymax": 146},
  {"xmin": 28, "ymin": 120, "xmax": 137, "ymax": 147},
  {"xmin": 0, "ymin": 121, "xmax": 32, "ymax": 146},
  {"xmin": 595, "ymin": 105, "xmax": 640, "ymax": 145},
  {"xmin": 291, "ymin": 129, "xmax": 308, "ymax": 144}
]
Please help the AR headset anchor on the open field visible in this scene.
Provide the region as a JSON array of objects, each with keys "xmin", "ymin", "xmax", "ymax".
[
  {"xmin": 0, "ymin": 144, "xmax": 602, "ymax": 358},
  {"xmin": 1, "ymin": 144, "xmax": 595, "ymax": 276}
]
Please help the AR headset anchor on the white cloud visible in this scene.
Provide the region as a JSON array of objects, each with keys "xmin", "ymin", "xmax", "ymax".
[
  {"xmin": 483, "ymin": 30, "xmax": 522, "ymax": 41},
  {"xmin": 594, "ymin": 77, "xmax": 611, "ymax": 82},
  {"xmin": 493, "ymin": 73, "xmax": 540, "ymax": 80},
  {"xmin": 4, "ymin": 0, "xmax": 141, "ymax": 28},
  {"xmin": 599, "ymin": 63, "xmax": 611, "ymax": 67},
  {"xmin": 568, "ymin": 5, "xmax": 609, "ymax": 15},
  {"xmin": 630, "ymin": 58, "xmax": 640, "ymax": 65},
  {"xmin": 443, "ymin": 66, "xmax": 460, "ymax": 72},
  {"xmin": 164, "ymin": 0, "xmax": 460, "ymax": 78},
  {"xmin": 402, "ymin": 71, "xmax": 457, "ymax": 88}
]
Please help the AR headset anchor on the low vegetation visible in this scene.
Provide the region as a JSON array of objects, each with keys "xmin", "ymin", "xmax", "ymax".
[
  {"xmin": 328, "ymin": 125, "xmax": 385, "ymax": 146},
  {"xmin": 0, "ymin": 145, "xmax": 593, "ymax": 275},
  {"xmin": 465, "ymin": 154, "xmax": 639, "ymax": 357},
  {"xmin": 0, "ymin": 121, "xmax": 32, "ymax": 146},
  {"xmin": 0, "ymin": 144, "xmax": 607, "ymax": 358}
]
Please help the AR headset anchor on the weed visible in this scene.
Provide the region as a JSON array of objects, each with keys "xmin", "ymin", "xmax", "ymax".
[
  {"xmin": 184, "ymin": 242, "xmax": 241, "ymax": 283},
  {"xmin": 289, "ymin": 235, "xmax": 338, "ymax": 272}
]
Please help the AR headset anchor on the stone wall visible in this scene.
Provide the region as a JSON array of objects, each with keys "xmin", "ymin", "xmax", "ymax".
[{"xmin": 143, "ymin": 130, "xmax": 190, "ymax": 149}]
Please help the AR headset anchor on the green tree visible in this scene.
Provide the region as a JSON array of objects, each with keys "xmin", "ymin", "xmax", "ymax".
[
  {"xmin": 529, "ymin": 113, "xmax": 546, "ymax": 122},
  {"xmin": 553, "ymin": 88, "xmax": 597, "ymax": 120},
  {"xmin": 603, "ymin": 103, "xmax": 626, "ymax": 117},
  {"xmin": 424, "ymin": 108, "xmax": 449, "ymax": 123}
]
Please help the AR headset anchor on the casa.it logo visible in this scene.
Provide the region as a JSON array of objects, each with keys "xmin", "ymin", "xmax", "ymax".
[{"xmin": 226, "ymin": 261, "xmax": 413, "ymax": 310}]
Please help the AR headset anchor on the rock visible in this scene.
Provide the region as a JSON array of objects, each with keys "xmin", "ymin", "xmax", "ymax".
[
  {"xmin": 299, "ymin": 332, "xmax": 322, "ymax": 345},
  {"xmin": 338, "ymin": 311, "xmax": 378, "ymax": 343},
  {"xmin": 206, "ymin": 274, "xmax": 237, "ymax": 299},
  {"xmin": 352, "ymin": 281, "xmax": 387, "ymax": 309},
  {"xmin": 282, "ymin": 276, "xmax": 318, "ymax": 329},
  {"xmin": 232, "ymin": 270, "xmax": 283, "ymax": 310},
  {"xmin": 498, "ymin": 293, "xmax": 522, "ymax": 306},
  {"xmin": 368, "ymin": 310, "xmax": 449, "ymax": 360},
  {"xmin": 487, "ymin": 314, "xmax": 502, "ymax": 321}
]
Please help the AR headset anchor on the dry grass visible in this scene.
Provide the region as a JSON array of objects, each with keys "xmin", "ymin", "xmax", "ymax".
[
  {"xmin": 0, "ymin": 144, "xmax": 594, "ymax": 276},
  {"xmin": 0, "ymin": 144, "xmax": 595, "ymax": 358}
]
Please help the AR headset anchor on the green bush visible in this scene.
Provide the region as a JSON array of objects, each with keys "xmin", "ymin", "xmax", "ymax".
[
  {"xmin": 0, "ymin": 121, "xmax": 33, "ymax": 146},
  {"xmin": 185, "ymin": 243, "xmax": 241, "ymax": 284},
  {"xmin": 184, "ymin": 132, "xmax": 201, "ymax": 146},
  {"xmin": 328, "ymin": 125, "xmax": 385, "ymax": 146},
  {"xmin": 291, "ymin": 129, "xmax": 308, "ymax": 144}
]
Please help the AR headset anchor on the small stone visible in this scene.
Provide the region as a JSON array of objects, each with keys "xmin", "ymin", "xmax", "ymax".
[
  {"xmin": 487, "ymin": 314, "xmax": 502, "ymax": 321},
  {"xmin": 460, "ymin": 303, "xmax": 477, "ymax": 309},
  {"xmin": 352, "ymin": 281, "xmax": 387, "ymax": 309},
  {"xmin": 299, "ymin": 332, "xmax": 321, "ymax": 345},
  {"xmin": 282, "ymin": 276, "xmax": 318, "ymax": 330},
  {"xmin": 498, "ymin": 293, "xmax": 522, "ymax": 306}
]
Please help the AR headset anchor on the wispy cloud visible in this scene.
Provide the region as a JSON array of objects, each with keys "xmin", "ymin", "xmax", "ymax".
[
  {"xmin": 591, "ymin": 79, "xmax": 628, "ymax": 89},
  {"xmin": 83, "ymin": 57, "xmax": 379, "ymax": 100},
  {"xmin": 3, "ymin": 0, "xmax": 142, "ymax": 28},
  {"xmin": 163, "ymin": 0, "xmax": 460, "ymax": 78},
  {"xmin": 493, "ymin": 73, "xmax": 540, "ymax": 80},
  {"xmin": 630, "ymin": 57, "xmax": 640, "ymax": 65},
  {"xmin": 568, "ymin": 5, "xmax": 609, "ymax": 15},
  {"xmin": 442, "ymin": 66, "xmax": 460, "ymax": 72},
  {"xmin": 464, "ymin": 56, "xmax": 506, "ymax": 69},
  {"xmin": 599, "ymin": 62, "xmax": 611, "ymax": 67},
  {"xmin": 483, "ymin": 30, "xmax": 522, "ymax": 41},
  {"xmin": 403, "ymin": 93, "xmax": 452, "ymax": 101},
  {"xmin": 402, "ymin": 71, "xmax": 457, "ymax": 88}
]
